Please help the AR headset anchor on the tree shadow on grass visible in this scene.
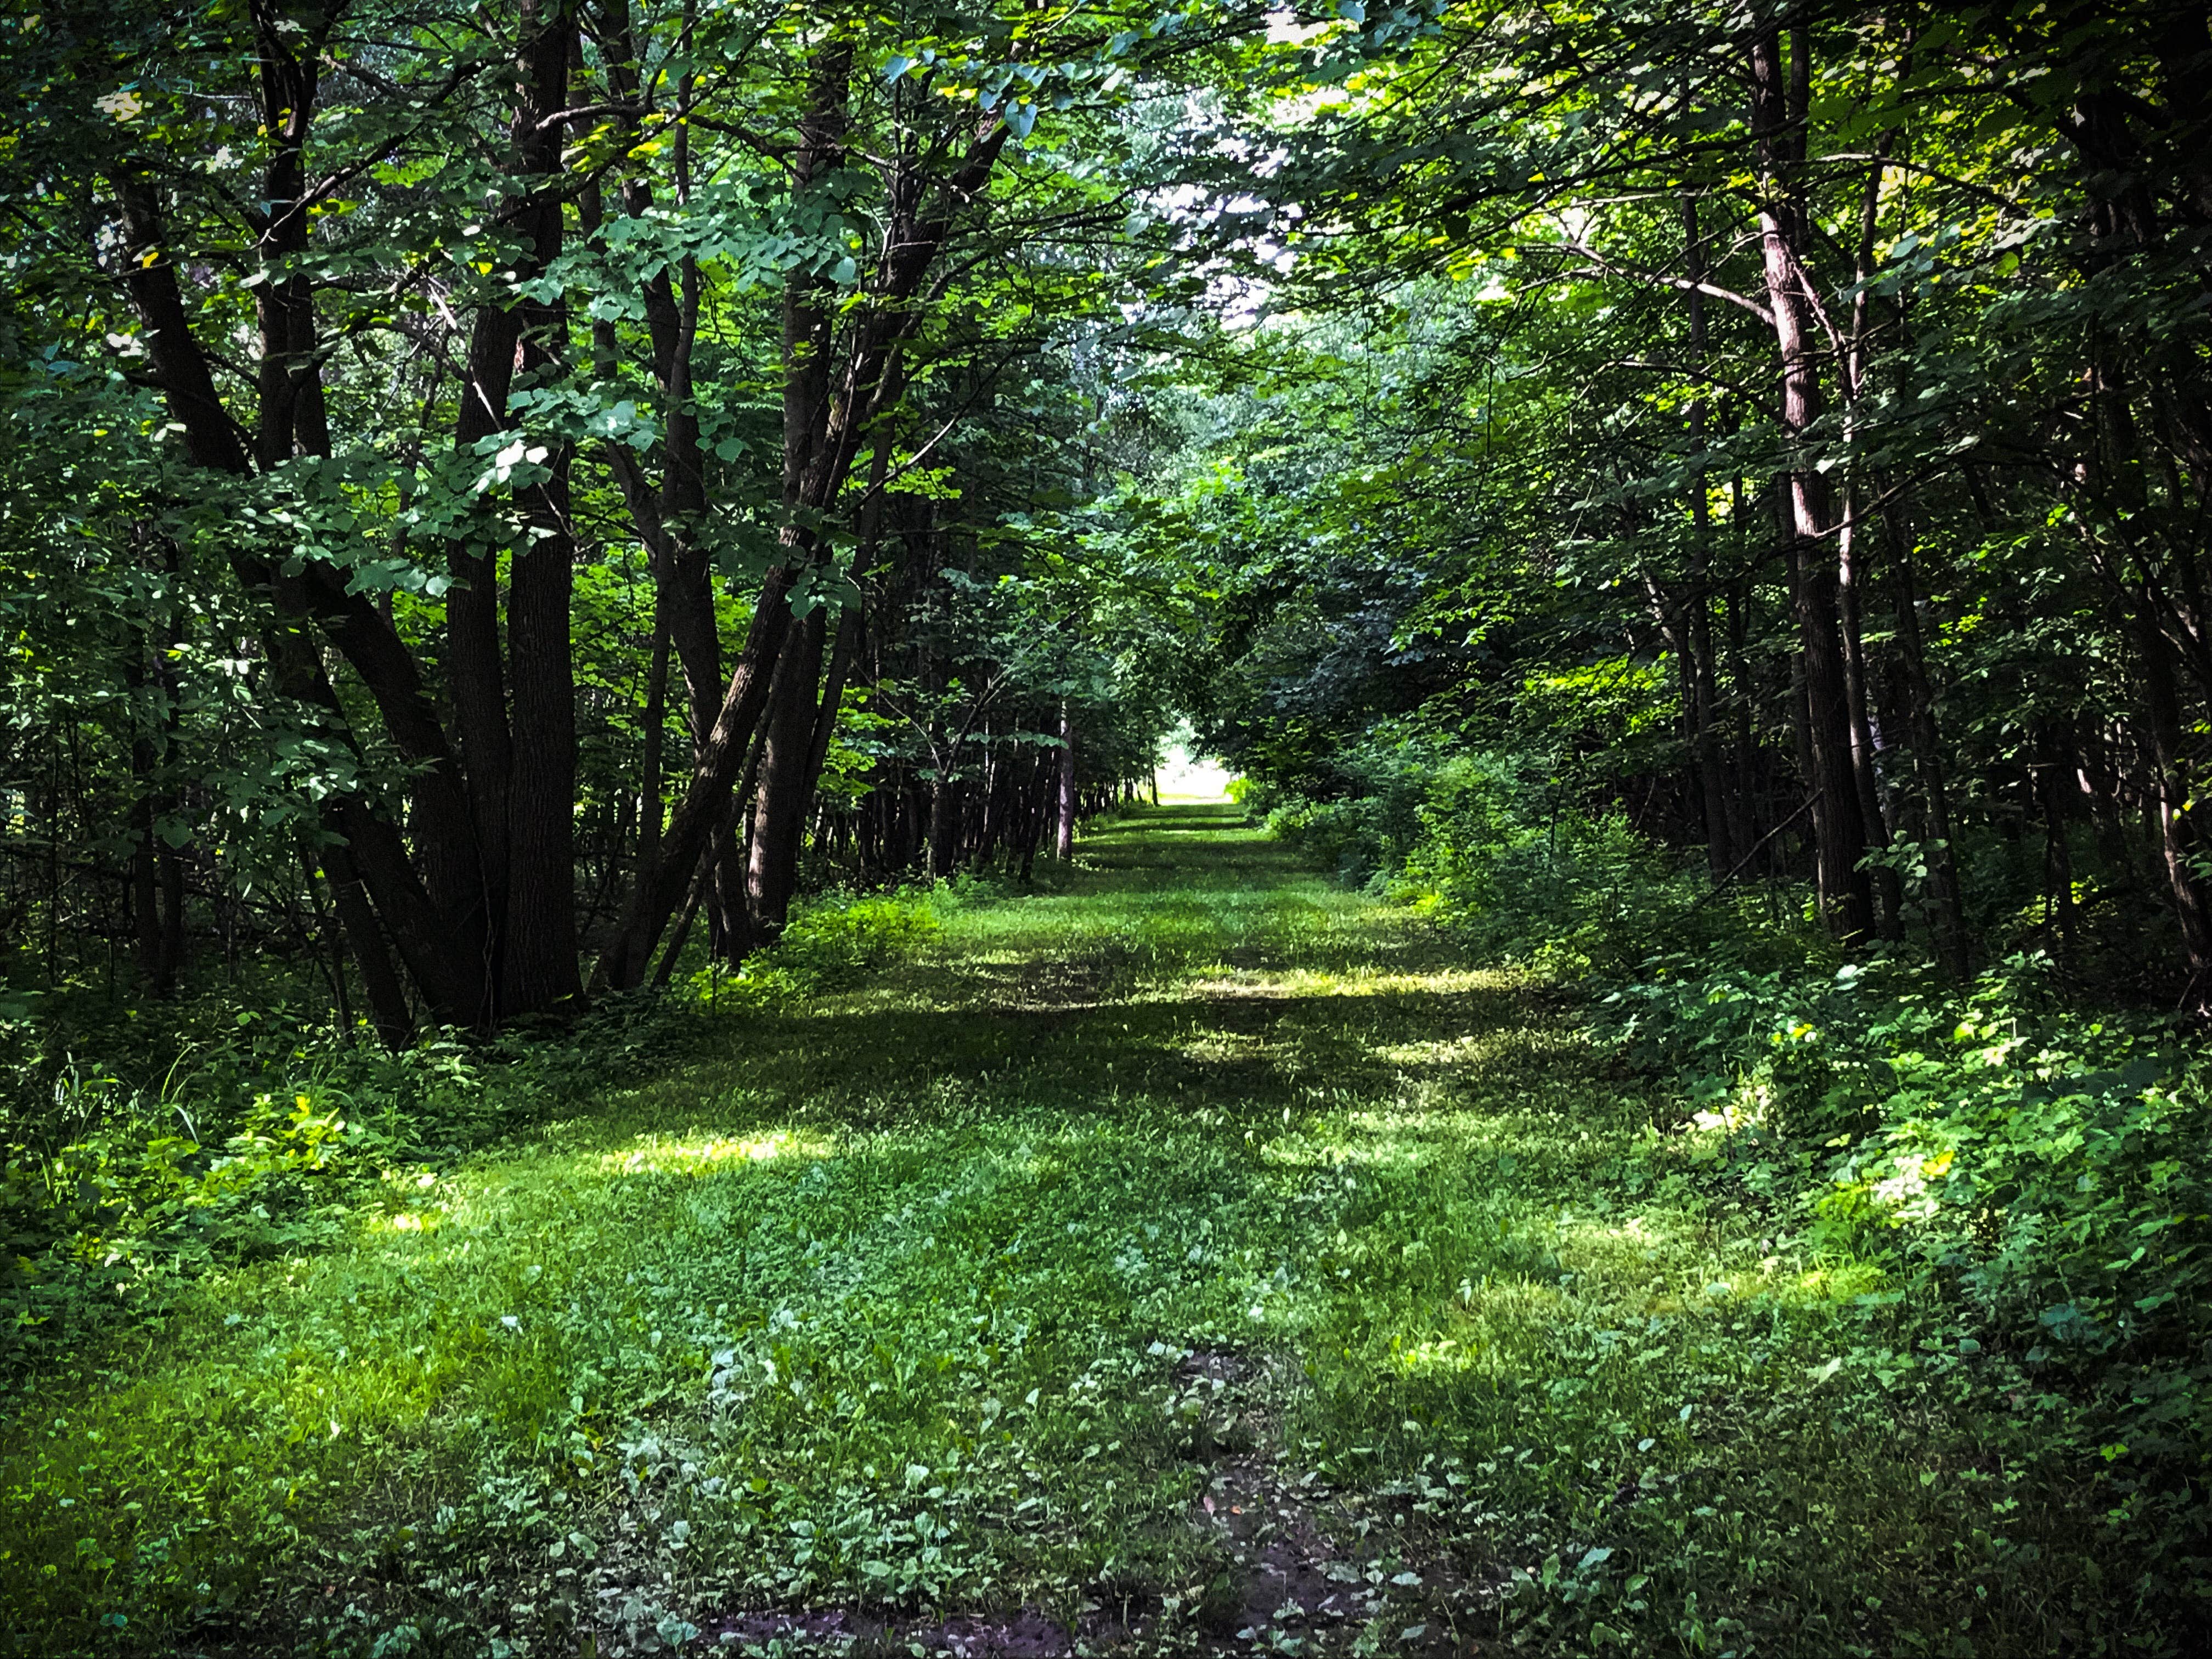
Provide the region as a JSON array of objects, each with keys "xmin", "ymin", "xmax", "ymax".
[{"xmin": 630, "ymin": 972, "xmax": 1565, "ymax": 1145}]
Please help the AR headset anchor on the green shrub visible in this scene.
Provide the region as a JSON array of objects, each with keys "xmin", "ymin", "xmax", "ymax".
[
  {"xmin": 780, "ymin": 888, "xmax": 944, "ymax": 975},
  {"xmin": 1263, "ymin": 732, "xmax": 1500, "ymax": 890},
  {"xmin": 1261, "ymin": 735, "xmax": 1728, "ymax": 973},
  {"xmin": 0, "ymin": 995, "xmax": 704, "ymax": 1377},
  {"xmin": 1594, "ymin": 947, "xmax": 2212, "ymax": 1592},
  {"xmin": 688, "ymin": 884, "xmax": 945, "ymax": 1007}
]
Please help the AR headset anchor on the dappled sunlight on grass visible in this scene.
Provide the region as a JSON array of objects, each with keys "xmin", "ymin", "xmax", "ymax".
[
  {"xmin": 594, "ymin": 1128, "xmax": 834, "ymax": 1177},
  {"xmin": 1188, "ymin": 963, "xmax": 1517, "ymax": 1001},
  {"xmin": 1365, "ymin": 1030, "xmax": 1544, "ymax": 1069},
  {"xmin": 0, "ymin": 805, "xmax": 2130, "ymax": 1657}
]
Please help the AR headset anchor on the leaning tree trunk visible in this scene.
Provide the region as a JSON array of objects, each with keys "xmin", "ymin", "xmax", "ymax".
[{"xmin": 1750, "ymin": 22, "xmax": 1872, "ymax": 943}]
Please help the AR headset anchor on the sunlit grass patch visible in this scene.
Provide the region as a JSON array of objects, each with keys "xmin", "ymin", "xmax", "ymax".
[
  {"xmin": 1365, "ymin": 1029, "xmax": 1544, "ymax": 1068},
  {"xmin": 592, "ymin": 1128, "xmax": 834, "ymax": 1177}
]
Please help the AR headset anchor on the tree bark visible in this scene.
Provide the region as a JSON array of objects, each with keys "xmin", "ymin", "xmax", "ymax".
[
  {"xmin": 1750, "ymin": 22, "xmax": 1872, "ymax": 943},
  {"xmin": 467, "ymin": 0, "xmax": 581, "ymax": 1017},
  {"xmin": 318, "ymin": 837, "xmax": 416, "ymax": 1047},
  {"xmin": 744, "ymin": 606, "xmax": 828, "ymax": 946},
  {"xmin": 1056, "ymin": 704, "xmax": 1077, "ymax": 860},
  {"xmin": 595, "ymin": 564, "xmax": 803, "ymax": 989}
]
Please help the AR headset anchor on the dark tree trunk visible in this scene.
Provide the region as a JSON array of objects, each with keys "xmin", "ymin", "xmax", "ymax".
[
  {"xmin": 804, "ymin": 607, "xmax": 861, "ymax": 803},
  {"xmin": 1838, "ymin": 486, "xmax": 1901, "ymax": 938},
  {"xmin": 974, "ymin": 749, "xmax": 1000, "ymax": 868},
  {"xmin": 637, "ymin": 610, "xmax": 670, "ymax": 893},
  {"xmin": 1880, "ymin": 505, "xmax": 1971, "ymax": 979},
  {"xmin": 2035, "ymin": 725, "xmax": 2080, "ymax": 960},
  {"xmin": 929, "ymin": 766, "xmax": 962, "ymax": 878},
  {"xmin": 1751, "ymin": 24, "xmax": 1872, "ymax": 943},
  {"xmin": 503, "ymin": 426, "xmax": 580, "ymax": 1011},
  {"xmin": 464, "ymin": 0, "xmax": 581, "ymax": 1018},
  {"xmin": 1056, "ymin": 704, "xmax": 1077, "ymax": 860},
  {"xmin": 1018, "ymin": 755, "xmax": 1051, "ymax": 882},
  {"xmin": 123, "ymin": 533, "xmax": 188, "ymax": 994},
  {"xmin": 745, "ymin": 607, "xmax": 828, "ymax": 947},
  {"xmin": 318, "ymin": 838, "xmax": 416, "ymax": 1047}
]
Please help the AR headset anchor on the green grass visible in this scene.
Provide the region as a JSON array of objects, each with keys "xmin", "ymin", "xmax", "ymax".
[{"xmin": 0, "ymin": 809, "xmax": 2171, "ymax": 1656}]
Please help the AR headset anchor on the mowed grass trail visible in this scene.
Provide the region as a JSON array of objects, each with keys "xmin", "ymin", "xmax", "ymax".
[{"xmin": 5, "ymin": 809, "xmax": 2123, "ymax": 1657}]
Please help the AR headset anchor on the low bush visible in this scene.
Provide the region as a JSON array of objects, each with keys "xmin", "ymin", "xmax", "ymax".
[
  {"xmin": 1263, "ymin": 731, "xmax": 1724, "ymax": 974},
  {"xmin": 749, "ymin": 885, "xmax": 944, "ymax": 992},
  {"xmin": 0, "ymin": 883, "xmax": 947, "ymax": 1381},
  {"xmin": 1600, "ymin": 952, "xmax": 2212, "ymax": 1513}
]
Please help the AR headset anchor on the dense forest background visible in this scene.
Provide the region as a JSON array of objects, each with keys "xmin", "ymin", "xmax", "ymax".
[
  {"xmin": 13, "ymin": 0, "xmax": 2212, "ymax": 1032},
  {"xmin": 8, "ymin": 0, "xmax": 2212, "ymax": 1652}
]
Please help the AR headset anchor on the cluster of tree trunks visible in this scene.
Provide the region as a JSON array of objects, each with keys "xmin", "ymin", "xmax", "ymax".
[
  {"xmin": 72, "ymin": 1, "xmax": 2212, "ymax": 1026},
  {"xmin": 108, "ymin": 1, "xmax": 1022, "ymax": 1037},
  {"xmin": 1624, "ymin": 10, "xmax": 2212, "ymax": 997},
  {"xmin": 58, "ymin": 0, "xmax": 1144, "ymax": 1034}
]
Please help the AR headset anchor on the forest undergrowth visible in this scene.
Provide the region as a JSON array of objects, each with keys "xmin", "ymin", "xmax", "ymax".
[{"xmin": 3, "ymin": 808, "xmax": 2196, "ymax": 1658}]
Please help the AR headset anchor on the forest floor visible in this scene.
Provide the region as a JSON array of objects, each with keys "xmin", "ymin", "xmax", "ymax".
[{"xmin": 9, "ymin": 808, "xmax": 2118, "ymax": 1658}]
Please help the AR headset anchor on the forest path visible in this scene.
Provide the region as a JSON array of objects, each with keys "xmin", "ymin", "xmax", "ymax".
[{"xmin": 15, "ymin": 809, "xmax": 1936, "ymax": 1658}]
